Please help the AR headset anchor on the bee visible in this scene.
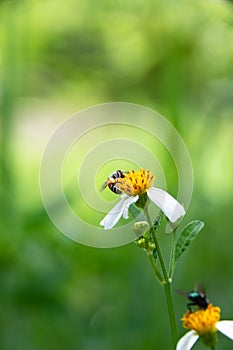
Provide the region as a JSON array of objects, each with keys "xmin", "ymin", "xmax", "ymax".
[
  {"xmin": 177, "ymin": 283, "xmax": 210, "ymax": 311},
  {"xmin": 101, "ymin": 170, "xmax": 126, "ymax": 194}
]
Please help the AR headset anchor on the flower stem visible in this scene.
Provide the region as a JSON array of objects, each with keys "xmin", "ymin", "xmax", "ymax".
[
  {"xmin": 163, "ymin": 280, "xmax": 178, "ymax": 347},
  {"xmin": 168, "ymin": 229, "xmax": 177, "ymax": 279},
  {"xmin": 147, "ymin": 252, "xmax": 163, "ymax": 285},
  {"xmin": 144, "ymin": 206, "xmax": 178, "ymax": 348}
]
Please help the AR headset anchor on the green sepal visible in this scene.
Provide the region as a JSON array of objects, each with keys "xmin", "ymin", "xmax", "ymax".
[
  {"xmin": 135, "ymin": 193, "xmax": 148, "ymax": 209},
  {"xmin": 174, "ymin": 220, "xmax": 205, "ymax": 263},
  {"xmin": 200, "ymin": 331, "xmax": 218, "ymax": 348}
]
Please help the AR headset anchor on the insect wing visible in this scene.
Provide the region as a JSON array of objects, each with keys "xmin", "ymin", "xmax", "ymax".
[
  {"xmin": 100, "ymin": 180, "xmax": 108, "ymax": 191},
  {"xmin": 194, "ymin": 282, "xmax": 206, "ymax": 296},
  {"xmin": 176, "ymin": 289, "xmax": 189, "ymax": 297}
]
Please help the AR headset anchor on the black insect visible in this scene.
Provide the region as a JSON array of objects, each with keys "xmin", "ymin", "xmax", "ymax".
[
  {"xmin": 101, "ymin": 170, "xmax": 126, "ymax": 194},
  {"xmin": 177, "ymin": 284, "xmax": 210, "ymax": 311}
]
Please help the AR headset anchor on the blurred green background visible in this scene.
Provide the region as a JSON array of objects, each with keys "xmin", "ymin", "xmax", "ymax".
[{"xmin": 0, "ymin": 0, "xmax": 233, "ymax": 349}]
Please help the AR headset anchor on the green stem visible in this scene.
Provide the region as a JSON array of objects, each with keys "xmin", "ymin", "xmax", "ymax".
[
  {"xmin": 144, "ymin": 206, "xmax": 178, "ymax": 348},
  {"xmin": 147, "ymin": 252, "xmax": 163, "ymax": 285},
  {"xmin": 168, "ymin": 229, "xmax": 177, "ymax": 279},
  {"xmin": 163, "ymin": 281, "xmax": 178, "ymax": 347}
]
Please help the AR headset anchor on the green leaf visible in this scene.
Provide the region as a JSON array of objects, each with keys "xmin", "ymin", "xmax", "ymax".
[{"xmin": 174, "ymin": 220, "xmax": 205, "ymax": 263}]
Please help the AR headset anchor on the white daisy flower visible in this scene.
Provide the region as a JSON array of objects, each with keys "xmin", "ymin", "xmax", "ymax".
[
  {"xmin": 176, "ymin": 304, "xmax": 233, "ymax": 350},
  {"xmin": 100, "ymin": 169, "xmax": 185, "ymax": 230}
]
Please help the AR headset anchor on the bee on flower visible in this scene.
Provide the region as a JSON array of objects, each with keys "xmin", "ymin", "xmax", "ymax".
[
  {"xmin": 100, "ymin": 168, "xmax": 185, "ymax": 229},
  {"xmin": 176, "ymin": 297, "xmax": 233, "ymax": 350}
]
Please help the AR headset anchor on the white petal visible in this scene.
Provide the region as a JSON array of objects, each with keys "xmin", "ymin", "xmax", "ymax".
[
  {"xmin": 176, "ymin": 331, "xmax": 199, "ymax": 350},
  {"xmin": 122, "ymin": 195, "xmax": 139, "ymax": 219},
  {"xmin": 147, "ymin": 187, "xmax": 185, "ymax": 223},
  {"xmin": 100, "ymin": 195, "xmax": 139, "ymax": 230},
  {"xmin": 100, "ymin": 195, "xmax": 128, "ymax": 229},
  {"xmin": 216, "ymin": 321, "xmax": 233, "ymax": 340}
]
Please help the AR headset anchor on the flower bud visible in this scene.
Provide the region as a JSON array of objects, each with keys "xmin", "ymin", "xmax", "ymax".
[
  {"xmin": 136, "ymin": 237, "xmax": 147, "ymax": 249},
  {"xmin": 133, "ymin": 221, "xmax": 149, "ymax": 237}
]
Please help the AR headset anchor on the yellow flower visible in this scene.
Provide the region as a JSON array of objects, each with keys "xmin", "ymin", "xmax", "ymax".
[
  {"xmin": 100, "ymin": 169, "xmax": 185, "ymax": 229},
  {"xmin": 177, "ymin": 304, "xmax": 233, "ymax": 350},
  {"xmin": 182, "ymin": 304, "xmax": 220, "ymax": 336},
  {"xmin": 117, "ymin": 169, "xmax": 155, "ymax": 196}
]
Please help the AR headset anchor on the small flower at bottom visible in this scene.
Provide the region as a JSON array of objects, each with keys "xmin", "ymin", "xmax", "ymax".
[
  {"xmin": 100, "ymin": 169, "xmax": 185, "ymax": 229},
  {"xmin": 176, "ymin": 304, "xmax": 233, "ymax": 350}
]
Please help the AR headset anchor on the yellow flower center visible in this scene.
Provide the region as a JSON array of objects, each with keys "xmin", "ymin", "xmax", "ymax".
[
  {"xmin": 118, "ymin": 169, "xmax": 155, "ymax": 196},
  {"xmin": 182, "ymin": 304, "xmax": 221, "ymax": 336}
]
